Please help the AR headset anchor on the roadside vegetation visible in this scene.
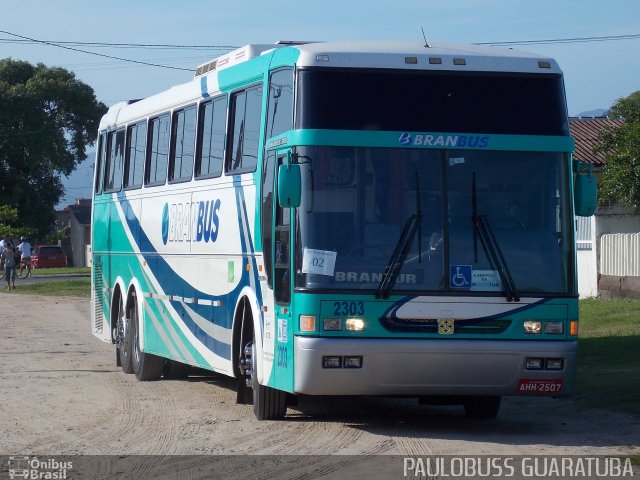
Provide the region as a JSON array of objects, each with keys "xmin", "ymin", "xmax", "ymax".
[
  {"xmin": 31, "ymin": 266, "xmax": 91, "ymax": 276},
  {"xmin": 9, "ymin": 278, "xmax": 90, "ymax": 297},
  {"xmin": 576, "ymin": 298, "xmax": 640, "ymax": 418}
]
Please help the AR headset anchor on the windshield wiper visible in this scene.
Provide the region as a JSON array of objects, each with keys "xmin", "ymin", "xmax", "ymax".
[
  {"xmin": 472, "ymin": 172, "xmax": 520, "ymax": 302},
  {"xmin": 376, "ymin": 172, "xmax": 422, "ymax": 299}
]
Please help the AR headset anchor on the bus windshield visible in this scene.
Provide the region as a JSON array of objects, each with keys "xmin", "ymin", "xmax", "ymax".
[{"xmin": 295, "ymin": 146, "xmax": 573, "ymax": 295}]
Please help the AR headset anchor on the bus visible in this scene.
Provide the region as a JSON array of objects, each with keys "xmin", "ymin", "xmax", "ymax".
[{"xmin": 91, "ymin": 40, "xmax": 597, "ymax": 420}]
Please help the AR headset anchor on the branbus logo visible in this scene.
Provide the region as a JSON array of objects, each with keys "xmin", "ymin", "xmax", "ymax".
[{"xmin": 161, "ymin": 200, "xmax": 221, "ymax": 245}]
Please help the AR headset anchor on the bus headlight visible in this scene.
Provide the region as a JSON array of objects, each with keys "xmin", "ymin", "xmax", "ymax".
[
  {"xmin": 523, "ymin": 320, "xmax": 542, "ymax": 334},
  {"xmin": 345, "ymin": 318, "xmax": 365, "ymax": 331}
]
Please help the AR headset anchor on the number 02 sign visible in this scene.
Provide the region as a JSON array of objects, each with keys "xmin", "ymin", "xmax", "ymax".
[{"xmin": 302, "ymin": 248, "xmax": 337, "ymax": 276}]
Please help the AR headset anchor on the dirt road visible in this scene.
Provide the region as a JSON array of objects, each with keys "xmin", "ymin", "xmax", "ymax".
[{"xmin": 1, "ymin": 293, "xmax": 638, "ymax": 460}]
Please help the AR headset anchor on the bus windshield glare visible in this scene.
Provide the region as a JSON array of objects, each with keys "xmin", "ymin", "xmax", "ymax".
[{"xmin": 295, "ymin": 146, "xmax": 573, "ymax": 295}]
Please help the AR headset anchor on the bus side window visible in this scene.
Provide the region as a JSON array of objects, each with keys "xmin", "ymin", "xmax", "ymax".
[
  {"xmin": 103, "ymin": 128, "xmax": 125, "ymax": 192},
  {"xmin": 145, "ymin": 113, "xmax": 170, "ymax": 186},
  {"xmin": 123, "ymin": 121, "xmax": 146, "ymax": 189},
  {"xmin": 265, "ymin": 68, "xmax": 294, "ymax": 140},
  {"xmin": 195, "ymin": 96, "xmax": 226, "ymax": 179},
  {"xmin": 169, "ymin": 104, "xmax": 196, "ymax": 183},
  {"xmin": 94, "ymin": 132, "xmax": 106, "ymax": 194},
  {"xmin": 226, "ymin": 84, "xmax": 263, "ymax": 174}
]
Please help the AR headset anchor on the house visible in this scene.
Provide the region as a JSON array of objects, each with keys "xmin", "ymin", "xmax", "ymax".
[
  {"xmin": 570, "ymin": 117, "xmax": 640, "ymax": 298},
  {"xmin": 56, "ymin": 199, "xmax": 92, "ymax": 267}
]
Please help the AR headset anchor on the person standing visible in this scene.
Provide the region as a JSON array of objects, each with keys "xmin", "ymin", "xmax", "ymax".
[{"xmin": 1, "ymin": 243, "xmax": 17, "ymax": 290}]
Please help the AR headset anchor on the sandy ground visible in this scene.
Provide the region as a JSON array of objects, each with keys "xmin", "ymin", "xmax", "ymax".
[{"xmin": 0, "ymin": 293, "xmax": 638, "ymax": 464}]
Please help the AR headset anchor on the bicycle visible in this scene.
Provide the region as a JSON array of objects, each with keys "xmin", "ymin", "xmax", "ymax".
[{"xmin": 17, "ymin": 259, "xmax": 32, "ymax": 279}]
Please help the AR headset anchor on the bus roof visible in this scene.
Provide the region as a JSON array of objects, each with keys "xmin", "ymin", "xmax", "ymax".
[{"xmin": 100, "ymin": 40, "xmax": 561, "ymax": 129}]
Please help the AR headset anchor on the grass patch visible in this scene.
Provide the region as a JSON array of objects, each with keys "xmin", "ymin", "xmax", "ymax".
[
  {"xmin": 30, "ymin": 267, "xmax": 91, "ymax": 276},
  {"xmin": 9, "ymin": 278, "xmax": 91, "ymax": 297},
  {"xmin": 576, "ymin": 298, "xmax": 640, "ymax": 417}
]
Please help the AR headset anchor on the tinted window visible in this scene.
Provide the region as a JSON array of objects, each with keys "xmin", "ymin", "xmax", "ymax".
[
  {"xmin": 261, "ymin": 152, "xmax": 276, "ymax": 287},
  {"xmin": 169, "ymin": 105, "xmax": 197, "ymax": 182},
  {"xmin": 196, "ymin": 96, "xmax": 226, "ymax": 178},
  {"xmin": 266, "ymin": 69, "xmax": 294, "ymax": 139},
  {"xmin": 94, "ymin": 132, "xmax": 106, "ymax": 194},
  {"xmin": 104, "ymin": 129, "xmax": 125, "ymax": 192},
  {"xmin": 38, "ymin": 246, "xmax": 63, "ymax": 255},
  {"xmin": 124, "ymin": 121, "xmax": 147, "ymax": 189},
  {"xmin": 297, "ymin": 69, "xmax": 568, "ymax": 135},
  {"xmin": 146, "ymin": 114, "xmax": 170, "ymax": 185},
  {"xmin": 227, "ymin": 85, "xmax": 263, "ymax": 174}
]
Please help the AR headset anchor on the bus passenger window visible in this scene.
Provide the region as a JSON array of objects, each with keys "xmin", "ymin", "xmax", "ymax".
[
  {"xmin": 226, "ymin": 84, "xmax": 263, "ymax": 174},
  {"xmin": 146, "ymin": 113, "xmax": 170, "ymax": 186},
  {"xmin": 94, "ymin": 132, "xmax": 106, "ymax": 194},
  {"xmin": 103, "ymin": 128, "xmax": 125, "ymax": 192},
  {"xmin": 169, "ymin": 105, "xmax": 196, "ymax": 182},
  {"xmin": 124, "ymin": 121, "xmax": 146, "ymax": 189},
  {"xmin": 195, "ymin": 96, "xmax": 226, "ymax": 178}
]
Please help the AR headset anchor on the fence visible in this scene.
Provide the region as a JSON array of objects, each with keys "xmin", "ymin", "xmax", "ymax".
[{"xmin": 600, "ymin": 233, "xmax": 640, "ymax": 276}]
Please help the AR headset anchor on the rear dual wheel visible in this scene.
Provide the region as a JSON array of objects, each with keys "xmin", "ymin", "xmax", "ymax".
[{"xmin": 129, "ymin": 296, "xmax": 164, "ymax": 381}]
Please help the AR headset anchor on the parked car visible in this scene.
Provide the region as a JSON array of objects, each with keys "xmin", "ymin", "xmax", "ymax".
[{"xmin": 31, "ymin": 245, "xmax": 68, "ymax": 268}]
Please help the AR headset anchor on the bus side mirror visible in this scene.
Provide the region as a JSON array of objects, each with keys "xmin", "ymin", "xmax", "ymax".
[
  {"xmin": 278, "ymin": 163, "xmax": 301, "ymax": 208},
  {"xmin": 574, "ymin": 161, "xmax": 598, "ymax": 217}
]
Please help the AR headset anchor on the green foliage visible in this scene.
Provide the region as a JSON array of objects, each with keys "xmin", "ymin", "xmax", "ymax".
[
  {"xmin": 596, "ymin": 91, "xmax": 640, "ymax": 211},
  {"xmin": 0, "ymin": 59, "xmax": 107, "ymax": 237},
  {"xmin": 0, "ymin": 203, "xmax": 35, "ymax": 239}
]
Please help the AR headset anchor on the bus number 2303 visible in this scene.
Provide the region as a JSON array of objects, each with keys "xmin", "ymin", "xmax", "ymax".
[{"xmin": 333, "ymin": 301, "xmax": 364, "ymax": 316}]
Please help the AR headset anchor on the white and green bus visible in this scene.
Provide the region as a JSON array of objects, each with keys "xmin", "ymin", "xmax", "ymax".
[{"xmin": 91, "ymin": 40, "xmax": 597, "ymax": 420}]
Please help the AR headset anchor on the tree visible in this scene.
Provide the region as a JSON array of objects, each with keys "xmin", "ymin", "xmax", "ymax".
[
  {"xmin": 0, "ymin": 59, "xmax": 107, "ymax": 237},
  {"xmin": 596, "ymin": 91, "xmax": 640, "ymax": 211}
]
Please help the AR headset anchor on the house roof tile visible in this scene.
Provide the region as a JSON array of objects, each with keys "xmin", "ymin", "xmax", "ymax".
[{"xmin": 569, "ymin": 117, "xmax": 624, "ymax": 166}]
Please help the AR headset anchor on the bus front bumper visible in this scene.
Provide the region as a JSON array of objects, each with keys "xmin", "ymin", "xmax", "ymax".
[{"xmin": 294, "ymin": 336, "xmax": 576, "ymax": 396}]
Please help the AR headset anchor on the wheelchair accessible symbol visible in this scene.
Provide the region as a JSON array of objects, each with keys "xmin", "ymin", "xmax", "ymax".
[{"xmin": 450, "ymin": 265, "xmax": 472, "ymax": 289}]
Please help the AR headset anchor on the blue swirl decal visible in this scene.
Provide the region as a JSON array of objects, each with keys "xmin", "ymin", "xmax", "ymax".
[{"xmin": 161, "ymin": 203, "xmax": 169, "ymax": 245}]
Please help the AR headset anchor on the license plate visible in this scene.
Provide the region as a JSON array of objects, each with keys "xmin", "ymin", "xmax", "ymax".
[{"xmin": 518, "ymin": 379, "xmax": 563, "ymax": 394}]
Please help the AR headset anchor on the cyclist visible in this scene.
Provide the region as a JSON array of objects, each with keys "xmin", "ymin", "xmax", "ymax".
[{"xmin": 17, "ymin": 236, "xmax": 33, "ymax": 277}]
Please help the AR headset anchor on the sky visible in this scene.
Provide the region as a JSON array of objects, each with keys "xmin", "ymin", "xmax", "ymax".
[{"xmin": 2, "ymin": 0, "xmax": 639, "ymax": 117}]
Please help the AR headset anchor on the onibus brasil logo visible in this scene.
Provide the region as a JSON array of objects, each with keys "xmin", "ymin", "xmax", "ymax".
[
  {"xmin": 8, "ymin": 456, "xmax": 73, "ymax": 479},
  {"xmin": 162, "ymin": 200, "xmax": 221, "ymax": 245}
]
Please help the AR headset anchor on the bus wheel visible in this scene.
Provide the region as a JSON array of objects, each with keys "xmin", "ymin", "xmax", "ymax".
[
  {"xmin": 130, "ymin": 297, "xmax": 164, "ymax": 381},
  {"xmin": 116, "ymin": 295, "xmax": 134, "ymax": 374},
  {"xmin": 246, "ymin": 341, "xmax": 287, "ymax": 420},
  {"xmin": 463, "ymin": 396, "xmax": 501, "ymax": 419}
]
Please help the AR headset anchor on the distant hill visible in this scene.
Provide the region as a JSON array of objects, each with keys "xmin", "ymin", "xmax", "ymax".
[
  {"xmin": 575, "ymin": 108, "xmax": 608, "ymax": 118},
  {"xmin": 57, "ymin": 152, "xmax": 94, "ymax": 209}
]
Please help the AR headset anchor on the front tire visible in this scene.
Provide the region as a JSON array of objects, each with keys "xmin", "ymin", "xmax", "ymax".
[
  {"xmin": 130, "ymin": 296, "xmax": 164, "ymax": 381},
  {"xmin": 250, "ymin": 342, "xmax": 287, "ymax": 420}
]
